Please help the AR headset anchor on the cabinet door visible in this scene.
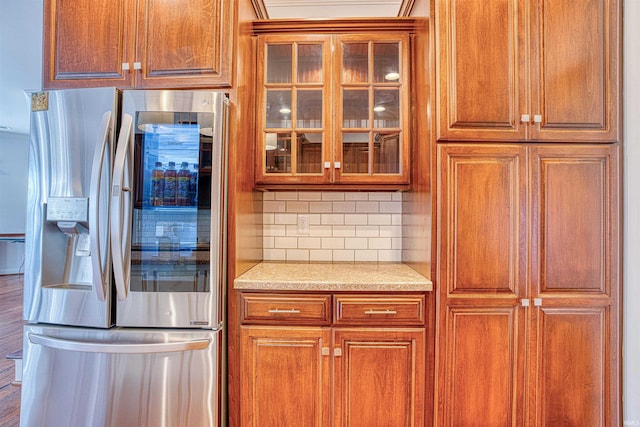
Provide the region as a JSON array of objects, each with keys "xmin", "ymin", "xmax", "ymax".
[
  {"xmin": 240, "ymin": 326, "xmax": 331, "ymax": 427},
  {"xmin": 334, "ymin": 34, "xmax": 411, "ymax": 185},
  {"xmin": 528, "ymin": 0, "xmax": 620, "ymax": 142},
  {"xmin": 135, "ymin": 0, "xmax": 233, "ymax": 88},
  {"xmin": 333, "ymin": 328, "xmax": 425, "ymax": 427},
  {"xmin": 255, "ymin": 35, "xmax": 332, "ymax": 185},
  {"xmin": 434, "ymin": 0, "xmax": 527, "ymax": 141},
  {"xmin": 43, "ymin": 0, "xmax": 136, "ymax": 88},
  {"xmin": 437, "ymin": 144, "xmax": 527, "ymax": 296},
  {"xmin": 436, "ymin": 144, "xmax": 528, "ymax": 425},
  {"xmin": 528, "ymin": 144, "xmax": 620, "ymax": 425}
]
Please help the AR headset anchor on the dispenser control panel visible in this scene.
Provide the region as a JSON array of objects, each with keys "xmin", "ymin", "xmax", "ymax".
[{"xmin": 46, "ymin": 197, "xmax": 89, "ymax": 222}]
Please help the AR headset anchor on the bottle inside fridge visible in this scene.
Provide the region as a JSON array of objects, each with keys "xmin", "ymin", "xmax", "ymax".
[{"xmin": 131, "ymin": 112, "xmax": 214, "ymax": 293}]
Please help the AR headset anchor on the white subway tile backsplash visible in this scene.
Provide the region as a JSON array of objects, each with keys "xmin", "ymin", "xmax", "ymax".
[
  {"xmin": 332, "ymin": 201, "xmax": 356, "ymax": 213},
  {"xmin": 286, "ymin": 249, "xmax": 310, "ymax": 261},
  {"xmin": 322, "ymin": 237, "xmax": 345, "ymax": 249},
  {"xmin": 286, "ymin": 201, "xmax": 309, "ymax": 212},
  {"xmin": 333, "ymin": 250, "xmax": 355, "ymax": 262},
  {"xmin": 309, "ymin": 201, "xmax": 333, "ymax": 213},
  {"xmin": 332, "ymin": 226, "xmax": 356, "ymax": 237},
  {"xmin": 262, "ymin": 191, "xmax": 403, "ymax": 261},
  {"xmin": 309, "ymin": 249, "xmax": 333, "ymax": 262}
]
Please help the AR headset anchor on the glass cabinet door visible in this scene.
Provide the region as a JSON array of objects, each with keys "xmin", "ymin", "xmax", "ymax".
[
  {"xmin": 337, "ymin": 36, "xmax": 409, "ymax": 184},
  {"xmin": 258, "ymin": 36, "xmax": 330, "ymax": 183}
]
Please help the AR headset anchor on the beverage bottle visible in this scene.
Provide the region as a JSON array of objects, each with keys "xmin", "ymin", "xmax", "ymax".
[
  {"xmin": 163, "ymin": 161, "xmax": 177, "ymax": 206},
  {"xmin": 151, "ymin": 162, "xmax": 164, "ymax": 206},
  {"xmin": 190, "ymin": 163, "xmax": 199, "ymax": 206},
  {"xmin": 177, "ymin": 162, "xmax": 191, "ymax": 206}
]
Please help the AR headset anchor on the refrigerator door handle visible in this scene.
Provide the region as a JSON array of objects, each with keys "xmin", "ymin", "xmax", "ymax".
[
  {"xmin": 111, "ymin": 113, "xmax": 134, "ymax": 301},
  {"xmin": 28, "ymin": 333, "xmax": 211, "ymax": 354},
  {"xmin": 89, "ymin": 111, "xmax": 112, "ymax": 302}
]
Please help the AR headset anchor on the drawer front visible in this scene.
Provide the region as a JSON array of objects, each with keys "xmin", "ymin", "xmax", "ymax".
[
  {"xmin": 241, "ymin": 293, "xmax": 331, "ymax": 325},
  {"xmin": 334, "ymin": 295, "xmax": 425, "ymax": 325}
]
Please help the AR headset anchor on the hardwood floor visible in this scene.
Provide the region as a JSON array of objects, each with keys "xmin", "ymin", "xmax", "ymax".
[{"xmin": 0, "ymin": 274, "xmax": 23, "ymax": 427}]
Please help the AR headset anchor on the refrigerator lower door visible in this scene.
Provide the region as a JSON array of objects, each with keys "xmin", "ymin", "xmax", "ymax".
[{"xmin": 20, "ymin": 325, "xmax": 221, "ymax": 427}]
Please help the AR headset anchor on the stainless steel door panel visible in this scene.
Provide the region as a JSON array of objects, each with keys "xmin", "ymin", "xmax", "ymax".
[
  {"xmin": 117, "ymin": 291, "xmax": 218, "ymax": 328},
  {"xmin": 21, "ymin": 325, "xmax": 221, "ymax": 427},
  {"xmin": 24, "ymin": 88, "xmax": 118, "ymax": 328}
]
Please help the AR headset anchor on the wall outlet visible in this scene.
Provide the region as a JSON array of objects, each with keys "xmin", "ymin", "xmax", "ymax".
[{"xmin": 297, "ymin": 215, "xmax": 310, "ymax": 235}]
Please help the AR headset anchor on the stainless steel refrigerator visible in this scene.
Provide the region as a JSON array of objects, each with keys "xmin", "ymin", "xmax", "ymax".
[{"xmin": 21, "ymin": 88, "xmax": 228, "ymax": 427}]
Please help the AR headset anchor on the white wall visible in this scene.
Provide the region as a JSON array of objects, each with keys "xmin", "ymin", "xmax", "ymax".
[{"xmin": 623, "ymin": 0, "xmax": 640, "ymax": 422}]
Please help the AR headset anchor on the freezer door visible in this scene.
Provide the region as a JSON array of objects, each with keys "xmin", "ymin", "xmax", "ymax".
[
  {"xmin": 24, "ymin": 88, "xmax": 118, "ymax": 328},
  {"xmin": 20, "ymin": 325, "xmax": 221, "ymax": 427}
]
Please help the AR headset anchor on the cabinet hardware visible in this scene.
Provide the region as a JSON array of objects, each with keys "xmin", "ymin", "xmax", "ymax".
[
  {"xmin": 133, "ymin": 62, "xmax": 142, "ymax": 70},
  {"xmin": 520, "ymin": 299, "xmax": 530, "ymax": 307},
  {"xmin": 322, "ymin": 347, "xmax": 330, "ymax": 356},
  {"xmin": 533, "ymin": 298, "xmax": 542, "ymax": 306},
  {"xmin": 267, "ymin": 308, "xmax": 301, "ymax": 314},
  {"xmin": 334, "ymin": 162, "xmax": 341, "ymax": 169},
  {"xmin": 324, "ymin": 162, "xmax": 331, "ymax": 169},
  {"xmin": 334, "ymin": 348, "xmax": 342, "ymax": 357},
  {"xmin": 364, "ymin": 309, "xmax": 397, "ymax": 315},
  {"xmin": 521, "ymin": 114, "xmax": 531, "ymax": 123},
  {"xmin": 122, "ymin": 63, "xmax": 130, "ymax": 71},
  {"xmin": 533, "ymin": 115, "xmax": 542, "ymax": 123}
]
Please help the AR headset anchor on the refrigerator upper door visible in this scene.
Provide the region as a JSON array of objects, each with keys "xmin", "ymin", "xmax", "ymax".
[
  {"xmin": 20, "ymin": 324, "xmax": 221, "ymax": 427},
  {"xmin": 24, "ymin": 88, "xmax": 118, "ymax": 328},
  {"xmin": 116, "ymin": 90, "xmax": 227, "ymax": 328}
]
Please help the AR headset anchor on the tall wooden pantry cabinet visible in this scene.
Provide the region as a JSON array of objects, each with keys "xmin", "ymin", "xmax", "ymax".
[{"xmin": 432, "ymin": 0, "xmax": 621, "ymax": 425}]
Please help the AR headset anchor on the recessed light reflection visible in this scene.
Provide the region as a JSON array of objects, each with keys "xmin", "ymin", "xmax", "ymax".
[
  {"xmin": 279, "ymin": 107, "xmax": 291, "ymax": 114},
  {"xmin": 384, "ymin": 72, "xmax": 400, "ymax": 81},
  {"xmin": 373, "ymin": 105, "xmax": 386, "ymax": 112}
]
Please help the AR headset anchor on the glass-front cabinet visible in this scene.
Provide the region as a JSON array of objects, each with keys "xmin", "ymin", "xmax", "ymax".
[{"xmin": 255, "ymin": 32, "xmax": 410, "ymax": 187}]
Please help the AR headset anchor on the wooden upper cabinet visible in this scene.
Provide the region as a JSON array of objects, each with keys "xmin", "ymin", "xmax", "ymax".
[
  {"xmin": 253, "ymin": 20, "xmax": 415, "ymax": 189},
  {"xmin": 433, "ymin": 0, "xmax": 620, "ymax": 143},
  {"xmin": 43, "ymin": 0, "xmax": 233, "ymax": 89}
]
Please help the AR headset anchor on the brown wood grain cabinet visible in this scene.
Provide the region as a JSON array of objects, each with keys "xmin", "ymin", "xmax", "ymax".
[
  {"xmin": 253, "ymin": 20, "xmax": 414, "ymax": 188},
  {"xmin": 240, "ymin": 292, "xmax": 426, "ymax": 426},
  {"xmin": 435, "ymin": 143, "xmax": 621, "ymax": 425},
  {"xmin": 43, "ymin": 0, "xmax": 233, "ymax": 89},
  {"xmin": 433, "ymin": 0, "xmax": 620, "ymax": 143}
]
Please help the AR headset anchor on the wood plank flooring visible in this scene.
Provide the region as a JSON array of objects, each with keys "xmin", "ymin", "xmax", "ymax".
[{"xmin": 0, "ymin": 274, "xmax": 23, "ymax": 427}]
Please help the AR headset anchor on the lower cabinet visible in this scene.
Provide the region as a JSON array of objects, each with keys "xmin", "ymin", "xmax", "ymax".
[
  {"xmin": 436, "ymin": 143, "xmax": 621, "ymax": 425},
  {"xmin": 240, "ymin": 293, "xmax": 426, "ymax": 427}
]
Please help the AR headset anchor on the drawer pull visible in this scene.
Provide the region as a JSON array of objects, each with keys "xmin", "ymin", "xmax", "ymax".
[
  {"xmin": 364, "ymin": 309, "xmax": 397, "ymax": 315},
  {"xmin": 267, "ymin": 308, "xmax": 301, "ymax": 314}
]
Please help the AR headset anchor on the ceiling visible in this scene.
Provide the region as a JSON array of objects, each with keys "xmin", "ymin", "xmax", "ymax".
[{"xmin": 256, "ymin": 0, "xmax": 415, "ymax": 19}]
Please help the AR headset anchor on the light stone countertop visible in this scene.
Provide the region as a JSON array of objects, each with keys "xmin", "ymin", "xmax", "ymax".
[{"xmin": 234, "ymin": 262, "xmax": 433, "ymax": 292}]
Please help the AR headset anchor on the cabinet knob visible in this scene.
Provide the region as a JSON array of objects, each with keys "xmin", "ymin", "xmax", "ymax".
[
  {"xmin": 334, "ymin": 348, "xmax": 342, "ymax": 357},
  {"xmin": 533, "ymin": 115, "xmax": 542, "ymax": 123},
  {"xmin": 133, "ymin": 62, "xmax": 142, "ymax": 70},
  {"xmin": 533, "ymin": 298, "xmax": 543, "ymax": 306},
  {"xmin": 521, "ymin": 114, "xmax": 531, "ymax": 123},
  {"xmin": 324, "ymin": 162, "xmax": 331, "ymax": 169},
  {"xmin": 321, "ymin": 347, "xmax": 330, "ymax": 356},
  {"xmin": 122, "ymin": 63, "xmax": 130, "ymax": 71},
  {"xmin": 334, "ymin": 162, "xmax": 341, "ymax": 169},
  {"xmin": 520, "ymin": 299, "xmax": 530, "ymax": 307}
]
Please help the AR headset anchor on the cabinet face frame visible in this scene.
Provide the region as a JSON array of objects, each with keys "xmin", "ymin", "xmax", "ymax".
[{"xmin": 254, "ymin": 32, "xmax": 412, "ymax": 187}]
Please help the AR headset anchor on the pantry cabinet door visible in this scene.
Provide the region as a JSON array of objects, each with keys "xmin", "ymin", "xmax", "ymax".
[
  {"xmin": 528, "ymin": 0, "xmax": 620, "ymax": 142},
  {"xmin": 528, "ymin": 144, "xmax": 621, "ymax": 426},
  {"xmin": 43, "ymin": 0, "xmax": 135, "ymax": 88},
  {"xmin": 240, "ymin": 326, "xmax": 331, "ymax": 427},
  {"xmin": 332, "ymin": 328, "xmax": 425, "ymax": 427},
  {"xmin": 434, "ymin": 0, "xmax": 527, "ymax": 141},
  {"xmin": 135, "ymin": 0, "xmax": 233, "ymax": 88}
]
